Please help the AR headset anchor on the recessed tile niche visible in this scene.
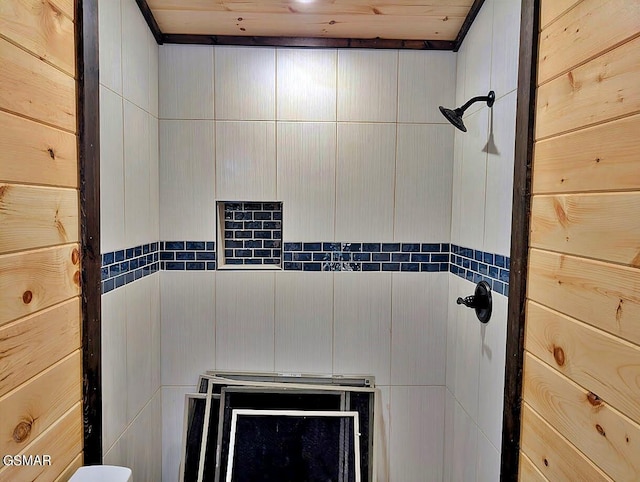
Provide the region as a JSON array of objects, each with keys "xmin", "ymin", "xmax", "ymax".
[{"xmin": 217, "ymin": 201, "xmax": 283, "ymax": 269}]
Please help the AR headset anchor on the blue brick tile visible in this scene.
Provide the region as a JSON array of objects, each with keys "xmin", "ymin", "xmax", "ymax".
[
  {"xmin": 506, "ymin": 258, "xmax": 511, "ymax": 269},
  {"xmin": 382, "ymin": 263, "xmax": 400, "ymax": 271},
  {"xmin": 165, "ymin": 241, "xmax": 185, "ymax": 250},
  {"xmin": 176, "ymin": 251, "xmax": 195, "ymax": 260},
  {"xmin": 225, "ymin": 249, "xmax": 234, "ymax": 258},
  {"xmin": 483, "ymin": 252, "xmax": 494, "ymax": 265},
  {"xmin": 235, "ymin": 230, "xmax": 253, "ymax": 238},
  {"xmin": 342, "ymin": 243, "xmax": 361, "ymax": 252},
  {"xmin": 284, "ymin": 262, "xmax": 302, "ymax": 270},
  {"xmin": 421, "ymin": 263, "xmax": 440, "ymax": 272},
  {"xmin": 197, "ymin": 252, "xmax": 216, "ymax": 260},
  {"xmin": 244, "ymin": 202, "xmax": 261, "ymax": 210},
  {"xmin": 431, "ymin": 254, "xmax": 449, "ymax": 263},
  {"xmin": 125, "ymin": 248, "xmax": 134, "ymax": 259},
  {"xmin": 489, "ymin": 266, "xmax": 499, "ymax": 279},
  {"xmin": 272, "ymin": 211, "xmax": 282, "ymax": 220},
  {"xmin": 134, "ymin": 268, "xmax": 143, "ymax": 280},
  {"xmin": 252, "ymin": 231, "xmax": 270, "ymax": 239},
  {"xmin": 134, "ymin": 246, "xmax": 143, "ymax": 257},
  {"xmin": 263, "ymin": 259, "xmax": 280, "ymax": 265},
  {"xmin": 362, "ymin": 263, "xmax": 381, "ymax": 271},
  {"xmin": 465, "ymin": 270, "xmax": 474, "ymax": 282},
  {"xmin": 402, "ymin": 243, "xmax": 420, "ymax": 252},
  {"xmin": 254, "ymin": 249, "xmax": 271, "ymax": 257},
  {"xmin": 441, "ymin": 243, "xmax": 450, "ymax": 253},
  {"xmin": 206, "ymin": 242, "xmax": 214, "ymax": 251},
  {"xmin": 264, "ymin": 240, "xmax": 281, "ymax": 249},
  {"xmin": 186, "ymin": 241, "xmax": 206, "ymax": 250},
  {"xmin": 143, "ymin": 244, "xmax": 150, "ymax": 254},
  {"xmin": 224, "ymin": 231, "xmax": 233, "ymax": 239},
  {"xmin": 500, "ymin": 269, "xmax": 510, "ymax": 283},
  {"xmin": 225, "ymin": 221, "xmax": 243, "ymax": 230},
  {"xmin": 244, "ymin": 259, "xmax": 263, "ymax": 265},
  {"xmin": 372, "ymin": 252, "xmax": 390, "ymax": 262},
  {"xmin": 109, "ymin": 265, "xmax": 121, "ymax": 277},
  {"xmin": 101, "ymin": 267, "xmax": 109, "ymax": 281},
  {"xmin": 151, "ymin": 242, "xmax": 159, "ymax": 251},
  {"xmin": 263, "ymin": 202, "xmax": 280, "ymax": 210},
  {"xmin": 323, "ymin": 242, "xmax": 341, "ymax": 252},
  {"xmin": 207, "ymin": 262, "xmax": 217, "ymax": 270},
  {"xmin": 463, "ymin": 258, "xmax": 471, "ymax": 269},
  {"xmin": 313, "ymin": 252, "xmax": 331, "ymax": 261},
  {"xmin": 362, "ymin": 243, "xmax": 381, "ymax": 252},
  {"xmin": 166, "ymin": 262, "xmax": 185, "ymax": 270},
  {"xmin": 474, "ymin": 250, "xmax": 484, "ymax": 261},
  {"xmin": 264, "ymin": 221, "xmax": 281, "ymax": 229},
  {"xmin": 125, "ymin": 272, "xmax": 135, "ymax": 284},
  {"xmin": 478, "ymin": 263, "xmax": 488, "ymax": 275},
  {"xmin": 392, "ymin": 253, "xmax": 410, "ymax": 262},
  {"xmin": 473, "ymin": 272, "xmax": 482, "ymax": 283},
  {"xmin": 440, "ymin": 263, "xmax": 449, "ymax": 271},
  {"xmin": 334, "ymin": 252, "xmax": 351, "ymax": 261},
  {"xmin": 353, "ymin": 253, "xmax": 370, "ymax": 262},
  {"xmin": 254, "ymin": 212, "xmax": 271, "ymax": 220},
  {"xmin": 244, "ymin": 240, "xmax": 262, "ymax": 249},
  {"xmin": 293, "ymin": 252, "xmax": 312, "ymax": 262},
  {"xmin": 187, "ymin": 262, "xmax": 205, "ymax": 270},
  {"xmin": 342, "ymin": 262, "xmax": 361, "ymax": 272},
  {"xmin": 421, "ymin": 243, "xmax": 440, "ymax": 252},
  {"xmin": 462, "ymin": 248, "xmax": 473, "ymax": 258},
  {"xmin": 492, "ymin": 280, "xmax": 505, "ymax": 296},
  {"xmin": 103, "ymin": 279, "xmax": 115, "ymax": 293},
  {"xmin": 226, "ymin": 259, "xmax": 243, "ymax": 265},
  {"xmin": 225, "ymin": 202, "xmax": 242, "ymax": 211},
  {"xmin": 244, "ymin": 221, "xmax": 262, "ymax": 229},
  {"xmin": 234, "ymin": 211, "xmax": 252, "ymax": 220},
  {"xmin": 115, "ymin": 275, "xmax": 126, "ymax": 288},
  {"xmin": 401, "ymin": 263, "xmax": 420, "ymax": 272},
  {"xmin": 103, "ymin": 252, "xmax": 114, "ymax": 265},
  {"xmin": 304, "ymin": 242, "xmax": 322, "ymax": 251},
  {"xmin": 303, "ymin": 262, "xmax": 322, "ymax": 271},
  {"xmin": 273, "ymin": 231, "xmax": 282, "ymax": 239},
  {"xmin": 284, "ymin": 252, "xmax": 292, "ymax": 261},
  {"xmin": 226, "ymin": 240, "xmax": 244, "ymax": 249},
  {"xmin": 382, "ymin": 243, "xmax": 400, "ymax": 252},
  {"xmin": 471, "ymin": 261, "xmax": 479, "ymax": 272},
  {"xmin": 130, "ymin": 258, "xmax": 139, "ymax": 270},
  {"xmin": 235, "ymin": 249, "xmax": 252, "ymax": 257}
]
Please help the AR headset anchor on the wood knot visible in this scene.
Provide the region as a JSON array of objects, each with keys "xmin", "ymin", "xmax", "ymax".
[
  {"xmin": 329, "ymin": 20, "xmax": 336, "ymax": 25},
  {"xmin": 22, "ymin": 290, "xmax": 33, "ymax": 304},
  {"xmin": 71, "ymin": 248, "xmax": 80, "ymax": 265},
  {"xmin": 237, "ymin": 17, "xmax": 242, "ymax": 21},
  {"xmin": 13, "ymin": 421, "xmax": 32, "ymax": 443},
  {"xmin": 73, "ymin": 271, "xmax": 81, "ymax": 286},
  {"xmin": 596, "ymin": 424, "xmax": 606, "ymax": 437},
  {"xmin": 443, "ymin": 16, "xmax": 449, "ymax": 21},
  {"xmin": 595, "ymin": 157, "xmax": 601, "ymax": 163},
  {"xmin": 587, "ymin": 392, "xmax": 602, "ymax": 407},
  {"xmin": 47, "ymin": 148, "xmax": 56, "ymax": 159},
  {"xmin": 553, "ymin": 345, "xmax": 565, "ymax": 366},
  {"xmin": 543, "ymin": 458, "xmax": 548, "ymax": 467}
]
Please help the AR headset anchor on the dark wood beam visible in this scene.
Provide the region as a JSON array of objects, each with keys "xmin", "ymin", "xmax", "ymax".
[
  {"xmin": 500, "ymin": 0, "xmax": 539, "ymax": 479},
  {"xmin": 136, "ymin": 0, "xmax": 163, "ymax": 44},
  {"xmin": 76, "ymin": 0, "xmax": 102, "ymax": 464},
  {"xmin": 453, "ymin": 0, "xmax": 485, "ymax": 52},
  {"xmin": 162, "ymin": 34, "xmax": 455, "ymax": 50}
]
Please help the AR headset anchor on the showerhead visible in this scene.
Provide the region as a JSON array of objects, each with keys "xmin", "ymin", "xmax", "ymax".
[
  {"xmin": 439, "ymin": 106, "xmax": 467, "ymax": 132},
  {"xmin": 439, "ymin": 91, "xmax": 495, "ymax": 132}
]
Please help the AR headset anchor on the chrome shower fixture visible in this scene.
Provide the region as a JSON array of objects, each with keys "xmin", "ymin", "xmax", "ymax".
[{"xmin": 439, "ymin": 91, "xmax": 495, "ymax": 132}]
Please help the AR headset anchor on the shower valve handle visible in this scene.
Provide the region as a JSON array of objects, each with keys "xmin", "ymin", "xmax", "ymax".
[{"xmin": 457, "ymin": 295, "xmax": 478, "ymax": 308}]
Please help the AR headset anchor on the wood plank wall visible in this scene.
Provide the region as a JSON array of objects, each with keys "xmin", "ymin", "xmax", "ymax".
[
  {"xmin": 520, "ymin": 0, "xmax": 640, "ymax": 480},
  {"xmin": 0, "ymin": 0, "xmax": 83, "ymax": 479}
]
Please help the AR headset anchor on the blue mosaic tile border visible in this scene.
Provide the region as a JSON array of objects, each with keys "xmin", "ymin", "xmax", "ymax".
[
  {"xmin": 282, "ymin": 242, "xmax": 450, "ymax": 272},
  {"xmin": 101, "ymin": 242, "xmax": 160, "ymax": 294},
  {"xmin": 449, "ymin": 244, "xmax": 510, "ymax": 296},
  {"xmin": 160, "ymin": 241, "xmax": 216, "ymax": 271},
  {"xmin": 102, "ymin": 241, "xmax": 511, "ymax": 297}
]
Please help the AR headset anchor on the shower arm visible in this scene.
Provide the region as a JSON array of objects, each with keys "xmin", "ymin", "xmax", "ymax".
[{"xmin": 456, "ymin": 92, "xmax": 495, "ymax": 115}]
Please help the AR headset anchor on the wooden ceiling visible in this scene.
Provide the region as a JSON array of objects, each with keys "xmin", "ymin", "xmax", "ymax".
[{"xmin": 140, "ymin": 0, "xmax": 483, "ymax": 50}]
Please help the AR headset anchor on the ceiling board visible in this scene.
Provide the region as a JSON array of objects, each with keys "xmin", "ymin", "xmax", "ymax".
[{"xmin": 145, "ymin": 0, "xmax": 477, "ymax": 43}]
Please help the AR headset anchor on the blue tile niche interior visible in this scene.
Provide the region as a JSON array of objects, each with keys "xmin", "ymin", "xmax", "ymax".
[{"xmin": 102, "ymin": 241, "xmax": 510, "ymax": 297}]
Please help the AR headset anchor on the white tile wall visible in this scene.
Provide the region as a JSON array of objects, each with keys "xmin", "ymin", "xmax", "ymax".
[
  {"xmin": 452, "ymin": 399, "xmax": 478, "ymax": 482},
  {"xmin": 276, "ymin": 122, "xmax": 336, "ymax": 241},
  {"xmin": 121, "ymin": 0, "xmax": 150, "ymax": 111},
  {"xmin": 159, "ymin": 45, "xmax": 214, "ymax": 119},
  {"xmin": 159, "ymin": 120, "xmax": 216, "ymax": 241},
  {"xmin": 277, "ymin": 49, "xmax": 337, "ymax": 121},
  {"xmin": 215, "ymin": 47, "xmax": 276, "ymax": 120},
  {"xmin": 123, "ymin": 100, "xmax": 151, "ymax": 247},
  {"xmin": 274, "ymin": 272, "xmax": 334, "ymax": 375},
  {"xmin": 491, "ymin": 0, "xmax": 522, "ymax": 99},
  {"xmin": 398, "ymin": 51, "xmax": 457, "ymax": 124},
  {"xmin": 375, "ymin": 386, "xmax": 391, "ymax": 482},
  {"xmin": 148, "ymin": 31, "xmax": 159, "ymax": 118},
  {"xmin": 337, "ymin": 50, "xmax": 398, "ymax": 122},
  {"xmin": 100, "ymin": 86, "xmax": 125, "ymax": 253},
  {"xmin": 215, "ymin": 121, "xmax": 276, "ymax": 200},
  {"xmin": 98, "ymin": 0, "xmax": 122, "ymax": 94},
  {"xmin": 335, "ymin": 123, "xmax": 396, "ymax": 241},
  {"xmin": 389, "ymin": 386, "xmax": 445, "ymax": 482},
  {"xmin": 125, "ymin": 392, "xmax": 162, "ymax": 482},
  {"xmin": 215, "ymin": 272, "xmax": 275, "ymax": 372},
  {"xmin": 394, "ymin": 124, "xmax": 454, "ymax": 241},
  {"xmin": 484, "ymin": 92, "xmax": 517, "ymax": 256},
  {"xmin": 458, "ymin": 109, "xmax": 489, "ymax": 249},
  {"xmin": 161, "ymin": 271, "xmax": 216, "ymax": 386},
  {"xmin": 162, "ymin": 386, "xmax": 196, "ymax": 482},
  {"xmin": 126, "ymin": 276, "xmax": 154, "ymax": 423},
  {"xmin": 101, "ymin": 287, "xmax": 127, "ymax": 453},
  {"xmin": 477, "ymin": 430, "xmax": 501, "ymax": 482},
  {"xmin": 443, "ymin": 389, "xmax": 455, "ymax": 482},
  {"xmin": 149, "ymin": 114, "xmax": 160, "ymax": 241},
  {"xmin": 333, "ymin": 273, "xmax": 391, "ymax": 385},
  {"xmin": 391, "ymin": 273, "xmax": 448, "ymax": 385}
]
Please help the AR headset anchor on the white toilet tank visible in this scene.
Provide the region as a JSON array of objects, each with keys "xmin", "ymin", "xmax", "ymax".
[{"xmin": 69, "ymin": 465, "xmax": 132, "ymax": 482}]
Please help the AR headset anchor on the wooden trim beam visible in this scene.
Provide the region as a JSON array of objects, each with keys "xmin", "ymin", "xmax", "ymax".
[
  {"xmin": 500, "ymin": 0, "xmax": 539, "ymax": 479},
  {"xmin": 161, "ymin": 34, "xmax": 455, "ymax": 50},
  {"xmin": 76, "ymin": 0, "xmax": 102, "ymax": 464},
  {"xmin": 136, "ymin": 0, "xmax": 164, "ymax": 45},
  {"xmin": 453, "ymin": 0, "xmax": 485, "ymax": 52}
]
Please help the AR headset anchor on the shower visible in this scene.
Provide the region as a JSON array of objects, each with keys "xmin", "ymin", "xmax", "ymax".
[{"xmin": 439, "ymin": 91, "xmax": 495, "ymax": 132}]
